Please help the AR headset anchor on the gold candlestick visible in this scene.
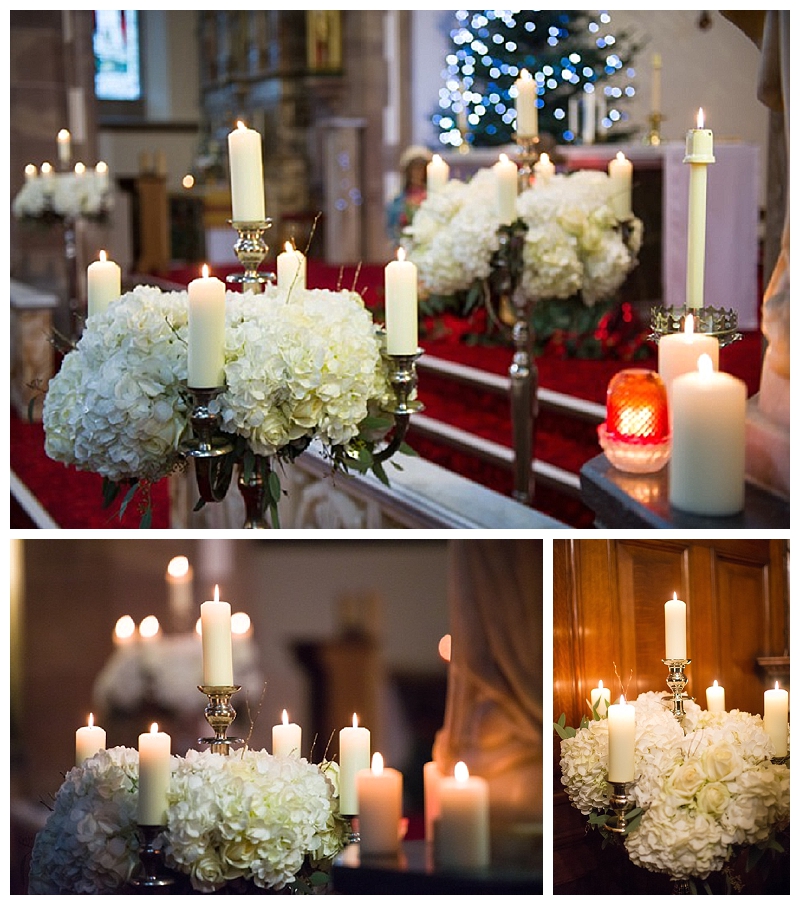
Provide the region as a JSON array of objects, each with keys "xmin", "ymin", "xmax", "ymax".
[
  {"xmin": 663, "ymin": 658, "xmax": 692, "ymax": 724},
  {"xmin": 198, "ymin": 685, "xmax": 244, "ymax": 754},
  {"xmin": 605, "ymin": 781, "xmax": 635, "ymax": 834}
]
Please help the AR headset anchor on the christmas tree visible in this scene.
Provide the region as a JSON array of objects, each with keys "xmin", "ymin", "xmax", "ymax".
[{"xmin": 434, "ymin": 9, "xmax": 642, "ymax": 148}]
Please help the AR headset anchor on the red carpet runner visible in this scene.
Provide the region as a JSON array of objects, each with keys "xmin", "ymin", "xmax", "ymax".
[{"xmin": 10, "ymin": 262, "xmax": 764, "ymax": 529}]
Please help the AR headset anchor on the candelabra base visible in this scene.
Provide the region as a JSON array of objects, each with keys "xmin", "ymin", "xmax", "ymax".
[
  {"xmin": 198, "ymin": 685, "xmax": 244, "ymax": 755},
  {"xmin": 129, "ymin": 825, "xmax": 175, "ymax": 888},
  {"xmin": 605, "ymin": 781, "xmax": 635, "ymax": 834}
]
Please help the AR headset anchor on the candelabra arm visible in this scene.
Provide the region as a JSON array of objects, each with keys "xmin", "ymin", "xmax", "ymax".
[{"xmin": 372, "ymin": 349, "xmax": 424, "ymax": 464}]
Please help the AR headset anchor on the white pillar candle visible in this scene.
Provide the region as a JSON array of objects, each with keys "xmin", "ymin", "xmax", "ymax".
[
  {"xmin": 137, "ymin": 723, "xmax": 172, "ymax": 826},
  {"xmin": 384, "ymin": 248, "xmax": 418, "ymax": 355},
  {"xmin": 763, "ymin": 683, "xmax": 789, "ymax": 757},
  {"xmin": 607, "ymin": 152, "xmax": 633, "ymax": 220},
  {"xmin": 494, "ymin": 153, "xmax": 518, "ymax": 224},
  {"xmin": 188, "ymin": 264, "xmax": 226, "ymax": 389},
  {"xmin": 339, "ymin": 713, "xmax": 371, "ymax": 815},
  {"xmin": 76, "ymin": 713, "xmax": 106, "ymax": 766},
  {"xmin": 423, "ymin": 760, "xmax": 442, "ymax": 843},
  {"xmin": 24, "ymin": 164, "xmax": 37, "ymax": 182},
  {"xmin": 664, "ymin": 592, "xmax": 687, "ymax": 660},
  {"xmin": 57, "ymin": 128, "xmax": 71, "ymax": 167},
  {"xmin": 657, "ymin": 313, "xmax": 720, "ymax": 416},
  {"xmin": 590, "ymin": 679, "xmax": 611, "ymax": 718},
  {"xmin": 533, "ymin": 152, "xmax": 555, "ymax": 187},
  {"xmin": 514, "ymin": 69, "xmax": 538, "ymax": 138},
  {"xmin": 684, "ymin": 108, "xmax": 715, "ymax": 309},
  {"xmin": 40, "ymin": 162, "xmax": 54, "ymax": 180},
  {"xmin": 669, "ymin": 354, "xmax": 747, "ymax": 516},
  {"xmin": 87, "ymin": 250, "xmax": 121, "ymax": 318},
  {"xmin": 276, "ymin": 242, "xmax": 307, "ymax": 292},
  {"xmin": 273, "ymin": 709, "xmax": 302, "ymax": 757},
  {"xmin": 607, "ymin": 696, "xmax": 636, "ymax": 782},
  {"xmin": 356, "ymin": 752, "xmax": 404, "ymax": 856},
  {"xmin": 166, "ymin": 556, "xmax": 193, "ymax": 631},
  {"xmin": 200, "ymin": 585, "xmax": 233, "ymax": 686},
  {"xmin": 113, "ymin": 614, "xmax": 137, "ymax": 645},
  {"xmin": 426, "ymin": 153, "xmax": 449, "ymax": 193},
  {"xmin": 435, "ymin": 761, "xmax": 490, "ymax": 870},
  {"xmin": 568, "ymin": 96, "xmax": 579, "ymax": 137},
  {"xmin": 228, "ymin": 120, "xmax": 265, "ymax": 223},
  {"xmin": 95, "ymin": 161, "xmax": 109, "ymax": 191},
  {"xmin": 706, "ymin": 680, "xmax": 725, "ymax": 712}
]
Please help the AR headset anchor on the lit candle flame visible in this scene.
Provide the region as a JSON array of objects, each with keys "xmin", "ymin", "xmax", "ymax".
[
  {"xmin": 167, "ymin": 555, "xmax": 190, "ymax": 579},
  {"xmin": 775, "ymin": 681, "xmax": 780, "ymax": 691},
  {"xmin": 213, "ymin": 584, "xmax": 220, "ymax": 603},
  {"xmin": 88, "ymin": 713, "xmax": 95, "ymax": 727},
  {"xmin": 713, "ymin": 680, "xmax": 719, "ymax": 688},
  {"xmin": 598, "ymin": 679, "xmax": 604, "ymax": 689},
  {"xmin": 231, "ymin": 612, "xmax": 251, "ymax": 635},
  {"xmin": 236, "ymin": 120, "xmax": 247, "ymax": 131},
  {"xmin": 201, "ymin": 263, "xmax": 210, "ymax": 279},
  {"xmin": 352, "ymin": 713, "xmax": 359, "ymax": 728},
  {"xmin": 74, "ymin": 162, "xmax": 85, "ymax": 175},
  {"xmin": 454, "ymin": 761, "xmax": 470, "ymax": 782},
  {"xmin": 139, "ymin": 615, "xmax": 160, "ymax": 638},
  {"xmin": 697, "ymin": 353, "xmax": 714, "ymax": 375},
  {"xmin": 620, "ymin": 695, "xmax": 626, "ymax": 706},
  {"xmin": 371, "ymin": 752, "xmax": 384, "ymax": 775},
  {"xmin": 697, "ymin": 108, "xmax": 705, "ymax": 129},
  {"xmin": 151, "ymin": 723, "xmax": 159, "ymax": 734},
  {"xmin": 282, "ymin": 709, "xmax": 289, "ymax": 726},
  {"xmin": 99, "ymin": 250, "xmax": 107, "ymax": 263},
  {"xmin": 114, "ymin": 614, "xmax": 136, "ymax": 641},
  {"xmin": 684, "ymin": 313, "xmax": 695, "ymax": 336},
  {"xmin": 396, "ymin": 247, "xmax": 406, "ymax": 263}
]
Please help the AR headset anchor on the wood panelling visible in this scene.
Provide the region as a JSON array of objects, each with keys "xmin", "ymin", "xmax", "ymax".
[{"xmin": 553, "ymin": 538, "xmax": 789, "ymax": 893}]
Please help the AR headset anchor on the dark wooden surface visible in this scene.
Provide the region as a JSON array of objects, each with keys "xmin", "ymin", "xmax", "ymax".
[{"xmin": 580, "ymin": 454, "xmax": 790, "ymax": 528}]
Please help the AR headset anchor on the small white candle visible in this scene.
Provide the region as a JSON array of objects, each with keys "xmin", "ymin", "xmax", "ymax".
[
  {"xmin": 273, "ymin": 709, "xmax": 302, "ymax": 758},
  {"xmin": 200, "ymin": 585, "xmax": 233, "ymax": 687},
  {"xmin": 426, "ymin": 153, "xmax": 450, "ymax": 193},
  {"xmin": 534, "ymin": 152, "xmax": 555, "ymax": 187},
  {"xmin": 24, "ymin": 164, "xmax": 37, "ymax": 182},
  {"xmin": 657, "ymin": 313, "xmax": 720, "ymax": 415},
  {"xmin": 607, "ymin": 152, "xmax": 633, "ymax": 220},
  {"xmin": 166, "ymin": 556, "xmax": 193, "ymax": 630},
  {"xmin": 684, "ymin": 108, "xmax": 715, "ymax": 309},
  {"xmin": 706, "ymin": 680, "xmax": 725, "ymax": 712},
  {"xmin": 276, "ymin": 242, "xmax": 307, "ymax": 292},
  {"xmin": 339, "ymin": 713, "xmax": 371, "ymax": 815},
  {"xmin": 669, "ymin": 354, "xmax": 747, "ymax": 516},
  {"xmin": 228, "ymin": 120, "xmax": 265, "ymax": 223},
  {"xmin": 514, "ymin": 69, "xmax": 538, "ymax": 138},
  {"xmin": 590, "ymin": 679, "xmax": 611, "ymax": 718},
  {"xmin": 57, "ymin": 128, "xmax": 71, "ymax": 167},
  {"xmin": 188, "ymin": 264, "xmax": 226, "ymax": 389},
  {"xmin": 95, "ymin": 161, "xmax": 109, "ymax": 191},
  {"xmin": 435, "ymin": 761, "xmax": 490, "ymax": 870},
  {"xmin": 137, "ymin": 723, "xmax": 172, "ymax": 826},
  {"xmin": 356, "ymin": 752, "xmax": 404, "ymax": 857},
  {"xmin": 76, "ymin": 713, "xmax": 106, "ymax": 766},
  {"xmin": 423, "ymin": 760, "xmax": 442, "ymax": 843},
  {"xmin": 607, "ymin": 696, "xmax": 636, "ymax": 782},
  {"xmin": 568, "ymin": 96, "xmax": 579, "ymax": 137},
  {"xmin": 494, "ymin": 153, "xmax": 518, "ymax": 224},
  {"xmin": 582, "ymin": 90, "xmax": 596, "ymax": 145},
  {"xmin": 664, "ymin": 592, "xmax": 687, "ymax": 660},
  {"xmin": 73, "ymin": 162, "xmax": 86, "ymax": 177},
  {"xmin": 384, "ymin": 248, "xmax": 418, "ymax": 355},
  {"xmin": 40, "ymin": 162, "xmax": 54, "ymax": 180},
  {"xmin": 763, "ymin": 683, "xmax": 789, "ymax": 757},
  {"xmin": 87, "ymin": 250, "xmax": 121, "ymax": 318}
]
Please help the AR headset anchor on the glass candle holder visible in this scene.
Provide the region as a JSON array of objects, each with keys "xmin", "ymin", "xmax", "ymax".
[{"xmin": 598, "ymin": 368, "xmax": 671, "ymax": 473}]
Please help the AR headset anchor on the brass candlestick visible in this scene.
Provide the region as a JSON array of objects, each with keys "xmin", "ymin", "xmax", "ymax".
[
  {"xmin": 515, "ymin": 134, "xmax": 541, "ymax": 190},
  {"xmin": 129, "ymin": 825, "xmax": 175, "ymax": 888},
  {"xmin": 372, "ymin": 345, "xmax": 425, "ymax": 464},
  {"xmin": 644, "ymin": 111, "xmax": 664, "ymax": 146},
  {"xmin": 227, "ymin": 219, "xmax": 274, "ymax": 294},
  {"xmin": 663, "ymin": 658, "xmax": 692, "ymax": 724},
  {"xmin": 198, "ymin": 685, "xmax": 244, "ymax": 754},
  {"xmin": 605, "ymin": 781, "xmax": 635, "ymax": 834}
]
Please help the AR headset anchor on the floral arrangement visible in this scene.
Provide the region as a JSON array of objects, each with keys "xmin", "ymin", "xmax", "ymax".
[
  {"xmin": 93, "ymin": 634, "xmax": 264, "ymax": 717},
  {"xmin": 403, "ymin": 167, "xmax": 644, "ymax": 356},
  {"xmin": 12, "ymin": 170, "xmax": 112, "ymax": 224},
  {"xmin": 555, "ymin": 692, "xmax": 790, "ymax": 888},
  {"xmin": 41, "ymin": 283, "xmax": 403, "ymax": 524},
  {"xmin": 28, "ymin": 746, "xmax": 347, "ymax": 895}
]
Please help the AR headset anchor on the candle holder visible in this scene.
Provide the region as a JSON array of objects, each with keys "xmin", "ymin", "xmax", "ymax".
[
  {"xmin": 129, "ymin": 825, "xmax": 175, "ymax": 888},
  {"xmin": 181, "ymin": 385, "xmax": 235, "ymax": 503},
  {"xmin": 342, "ymin": 815, "xmax": 361, "ymax": 846},
  {"xmin": 771, "ymin": 755, "xmax": 789, "ymax": 766},
  {"xmin": 650, "ymin": 305, "xmax": 741, "ymax": 348},
  {"xmin": 227, "ymin": 219, "xmax": 274, "ymax": 294},
  {"xmin": 643, "ymin": 112, "xmax": 664, "ymax": 146},
  {"xmin": 372, "ymin": 345, "xmax": 425, "ymax": 465},
  {"xmin": 198, "ymin": 685, "xmax": 244, "ymax": 755},
  {"xmin": 662, "ymin": 658, "xmax": 692, "ymax": 724},
  {"xmin": 515, "ymin": 134, "xmax": 540, "ymax": 190},
  {"xmin": 605, "ymin": 781, "xmax": 635, "ymax": 834}
]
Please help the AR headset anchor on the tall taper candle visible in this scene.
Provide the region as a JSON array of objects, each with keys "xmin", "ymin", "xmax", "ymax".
[
  {"xmin": 339, "ymin": 714, "xmax": 371, "ymax": 815},
  {"xmin": 764, "ymin": 683, "xmax": 789, "ymax": 757},
  {"xmin": 607, "ymin": 696, "xmax": 636, "ymax": 782},
  {"xmin": 200, "ymin": 586, "xmax": 233, "ymax": 686},
  {"xmin": 494, "ymin": 153, "xmax": 518, "ymax": 223},
  {"xmin": 684, "ymin": 108, "xmax": 715, "ymax": 308},
  {"xmin": 188, "ymin": 264, "xmax": 226, "ymax": 388},
  {"xmin": 664, "ymin": 592, "xmax": 687, "ymax": 659},
  {"xmin": 384, "ymin": 248, "xmax": 418, "ymax": 355},
  {"xmin": 228, "ymin": 121, "xmax": 265, "ymax": 222},
  {"xmin": 137, "ymin": 723, "xmax": 172, "ymax": 825},
  {"xmin": 514, "ymin": 69, "xmax": 538, "ymax": 138}
]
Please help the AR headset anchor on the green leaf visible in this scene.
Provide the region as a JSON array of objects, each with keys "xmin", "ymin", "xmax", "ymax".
[
  {"xmin": 139, "ymin": 506, "xmax": 152, "ymax": 529},
  {"xmin": 267, "ymin": 469, "xmax": 281, "ymax": 505},
  {"xmin": 118, "ymin": 483, "xmax": 138, "ymax": 520},
  {"xmin": 372, "ymin": 459, "xmax": 390, "ymax": 486},
  {"xmin": 622, "ymin": 807, "xmax": 643, "ymax": 834},
  {"xmin": 398, "ymin": 441, "xmax": 418, "ymax": 457},
  {"xmin": 101, "ymin": 478, "xmax": 121, "ymax": 510}
]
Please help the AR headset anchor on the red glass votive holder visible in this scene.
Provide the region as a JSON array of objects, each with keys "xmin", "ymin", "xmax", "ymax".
[{"xmin": 598, "ymin": 368, "xmax": 671, "ymax": 473}]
